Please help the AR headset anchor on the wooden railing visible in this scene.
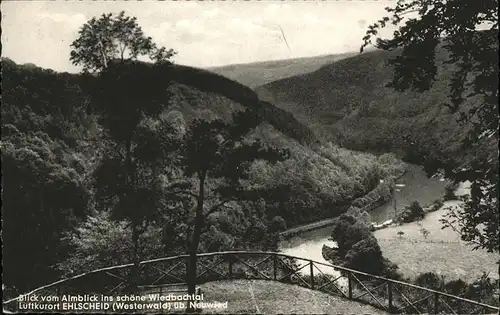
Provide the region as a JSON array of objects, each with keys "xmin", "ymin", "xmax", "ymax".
[{"xmin": 3, "ymin": 251, "xmax": 499, "ymax": 314}]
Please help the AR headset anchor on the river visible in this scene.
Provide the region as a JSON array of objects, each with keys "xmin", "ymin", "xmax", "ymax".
[{"xmin": 278, "ymin": 163, "xmax": 448, "ymax": 275}]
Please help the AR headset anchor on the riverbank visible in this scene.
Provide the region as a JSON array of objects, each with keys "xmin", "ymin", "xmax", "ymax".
[
  {"xmin": 280, "ymin": 217, "xmax": 339, "ymax": 239},
  {"xmin": 280, "ymin": 165, "xmax": 408, "ymax": 239}
]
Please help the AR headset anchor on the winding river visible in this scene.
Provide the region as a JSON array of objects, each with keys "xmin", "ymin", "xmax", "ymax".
[{"xmin": 278, "ymin": 163, "xmax": 448, "ymax": 275}]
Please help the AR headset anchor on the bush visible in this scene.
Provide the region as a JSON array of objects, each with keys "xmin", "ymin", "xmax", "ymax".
[
  {"xmin": 268, "ymin": 216, "xmax": 287, "ymax": 233},
  {"xmin": 397, "ymin": 201, "xmax": 425, "ymax": 223},
  {"xmin": 444, "ymin": 279, "xmax": 468, "ymax": 296},
  {"xmin": 427, "ymin": 199, "xmax": 444, "ymax": 212},
  {"xmin": 414, "ymin": 272, "xmax": 445, "ymax": 290},
  {"xmin": 331, "ymin": 214, "xmax": 371, "ymax": 254},
  {"xmin": 344, "ymin": 236, "xmax": 385, "ymax": 275},
  {"xmin": 57, "ymin": 211, "xmax": 164, "ymax": 276},
  {"xmin": 444, "ymin": 182, "xmax": 458, "ymax": 201},
  {"xmin": 331, "ymin": 214, "xmax": 399, "ymax": 277}
]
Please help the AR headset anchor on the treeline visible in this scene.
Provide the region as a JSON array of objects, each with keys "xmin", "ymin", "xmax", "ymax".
[{"xmin": 1, "ymin": 59, "xmax": 404, "ymax": 294}]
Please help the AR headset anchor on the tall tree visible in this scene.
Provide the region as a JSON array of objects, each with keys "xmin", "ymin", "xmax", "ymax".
[
  {"xmin": 70, "ymin": 12, "xmax": 179, "ymax": 289},
  {"xmin": 70, "ymin": 11, "xmax": 176, "ymax": 73},
  {"xmin": 88, "ymin": 61, "xmax": 188, "ymax": 291},
  {"xmin": 179, "ymin": 110, "xmax": 289, "ymax": 298},
  {"xmin": 361, "ymin": 0, "xmax": 498, "ymax": 252}
]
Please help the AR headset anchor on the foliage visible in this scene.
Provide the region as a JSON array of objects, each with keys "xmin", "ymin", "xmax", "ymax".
[
  {"xmin": 397, "ymin": 201, "xmax": 425, "ymax": 223},
  {"xmin": 268, "ymin": 216, "xmax": 287, "ymax": 233},
  {"xmin": 179, "ymin": 108, "xmax": 289, "ymax": 295},
  {"xmin": 344, "ymin": 236, "xmax": 386, "ymax": 275},
  {"xmin": 412, "ymin": 272, "xmax": 499, "ymax": 307},
  {"xmin": 428, "ymin": 198, "xmax": 444, "ymax": 212},
  {"xmin": 362, "ymin": 0, "xmax": 498, "ymax": 253},
  {"xmin": 329, "ymin": 214, "xmax": 399, "ymax": 277},
  {"xmin": 86, "ymin": 62, "xmax": 191, "ymax": 290},
  {"xmin": 331, "ymin": 214, "xmax": 371, "ymax": 256},
  {"xmin": 1, "ymin": 126, "xmax": 89, "ymax": 291},
  {"xmin": 70, "ymin": 11, "xmax": 175, "ymax": 73},
  {"xmin": 443, "ymin": 182, "xmax": 458, "ymax": 201},
  {"xmin": 57, "ymin": 211, "xmax": 165, "ymax": 276},
  {"xmin": 415, "ymin": 272, "xmax": 445, "ymax": 290},
  {"xmin": 419, "ymin": 227, "xmax": 431, "ymax": 239}
]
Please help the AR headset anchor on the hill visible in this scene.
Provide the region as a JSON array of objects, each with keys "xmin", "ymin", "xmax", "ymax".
[
  {"xmin": 255, "ymin": 46, "xmax": 497, "ymax": 172},
  {"xmin": 1, "ymin": 58, "xmax": 404, "ymax": 292},
  {"xmin": 208, "ymin": 52, "xmax": 357, "ymax": 88}
]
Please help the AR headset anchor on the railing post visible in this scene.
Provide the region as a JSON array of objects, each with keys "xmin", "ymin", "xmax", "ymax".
[
  {"xmin": 387, "ymin": 282, "xmax": 393, "ymax": 311},
  {"xmin": 348, "ymin": 273, "xmax": 353, "ymax": 300},
  {"xmin": 309, "ymin": 262, "xmax": 314, "ymax": 290},
  {"xmin": 273, "ymin": 254, "xmax": 277, "ymax": 281},
  {"xmin": 228, "ymin": 255, "xmax": 233, "ymax": 279},
  {"xmin": 434, "ymin": 292, "xmax": 439, "ymax": 314}
]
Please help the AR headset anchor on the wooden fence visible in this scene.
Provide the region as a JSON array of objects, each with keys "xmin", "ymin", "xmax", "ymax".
[{"xmin": 3, "ymin": 251, "xmax": 499, "ymax": 314}]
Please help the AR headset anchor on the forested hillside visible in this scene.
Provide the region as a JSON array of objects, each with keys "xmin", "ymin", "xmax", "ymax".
[
  {"xmin": 1, "ymin": 58, "xmax": 404, "ymax": 293},
  {"xmin": 256, "ymin": 45, "xmax": 497, "ymax": 174},
  {"xmin": 209, "ymin": 52, "xmax": 357, "ymax": 88}
]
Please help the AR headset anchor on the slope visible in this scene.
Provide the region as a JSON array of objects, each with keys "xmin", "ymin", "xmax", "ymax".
[
  {"xmin": 255, "ymin": 46, "xmax": 497, "ymax": 171},
  {"xmin": 208, "ymin": 52, "xmax": 357, "ymax": 88}
]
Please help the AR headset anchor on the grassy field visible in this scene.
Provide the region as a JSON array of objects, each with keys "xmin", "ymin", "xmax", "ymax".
[
  {"xmin": 374, "ymin": 200, "xmax": 499, "ymax": 283},
  {"xmin": 193, "ymin": 280, "xmax": 388, "ymax": 314}
]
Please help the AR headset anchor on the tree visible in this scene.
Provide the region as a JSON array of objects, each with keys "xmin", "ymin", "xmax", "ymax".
[
  {"xmin": 70, "ymin": 11, "xmax": 179, "ymax": 289},
  {"xmin": 344, "ymin": 236, "xmax": 385, "ymax": 275},
  {"xmin": 179, "ymin": 109, "xmax": 289, "ymax": 298},
  {"xmin": 420, "ymin": 227, "xmax": 431, "ymax": 239},
  {"xmin": 90, "ymin": 65, "xmax": 184, "ymax": 290},
  {"xmin": 70, "ymin": 11, "xmax": 176, "ymax": 73},
  {"xmin": 269, "ymin": 216, "xmax": 287, "ymax": 233},
  {"xmin": 1, "ymin": 128, "xmax": 88, "ymax": 291},
  {"xmin": 57, "ymin": 211, "xmax": 164, "ymax": 276},
  {"xmin": 362, "ymin": 0, "xmax": 498, "ymax": 252},
  {"xmin": 331, "ymin": 214, "xmax": 371, "ymax": 256}
]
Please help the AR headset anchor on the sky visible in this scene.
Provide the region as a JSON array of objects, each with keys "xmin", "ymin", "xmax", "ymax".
[{"xmin": 1, "ymin": 1, "xmax": 399, "ymax": 73}]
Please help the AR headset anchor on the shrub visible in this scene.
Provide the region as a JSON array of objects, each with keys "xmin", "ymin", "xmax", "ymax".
[
  {"xmin": 428, "ymin": 199, "xmax": 444, "ymax": 212},
  {"xmin": 331, "ymin": 214, "xmax": 371, "ymax": 254},
  {"xmin": 419, "ymin": 227, "xmax": 431, "ymax": 239},
  {"xmin": 397, "ymin": 201, "xmax": 425, "ymax": 223},
  {"xmin": 344, "ymin": 236, "xmax": 385, "ymax": 275},
  {"xmin": 331, "ymin": 214, "xmax": 399, "ymax": 277},
  {"xmin": 268, "ymin": 216, "xmax": 287, "ymax": 233},
  {"xmin": 414, "ymin": 272, "xmax": 445, "ymax": 290},
  {"xmin": 57, "ymin": 211, "xmax": 164, "ymax": 276},
  {"xmin": 444, "ymin": 182, "xmax": 458, "ymax": 201},
  {"xmin": 444, "ymin": 279, "xmax": 468, "ymax": 296}
]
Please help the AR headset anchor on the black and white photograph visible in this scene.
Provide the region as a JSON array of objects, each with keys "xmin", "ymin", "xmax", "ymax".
[{"xmin": 1, "ymin": 0, "xmax": 498, "ymax": 314}]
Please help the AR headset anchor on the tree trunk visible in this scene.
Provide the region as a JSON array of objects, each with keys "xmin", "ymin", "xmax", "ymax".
[
  {"xmin": 124, "ymin": 138, "xmax": 140, "ymax": 293},
  {"xmin": 131, "ymin": 219, "xmax": 140, "ymax": 292},
  {"xmin": 186, "ymin": 173, "xmax": 205, "ymax": 312}
]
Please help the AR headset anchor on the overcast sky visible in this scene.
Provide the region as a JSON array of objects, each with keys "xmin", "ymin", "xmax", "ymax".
[{"xmin": 2, "ymin": 1, "xmax": 398, "ymax": 73}]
